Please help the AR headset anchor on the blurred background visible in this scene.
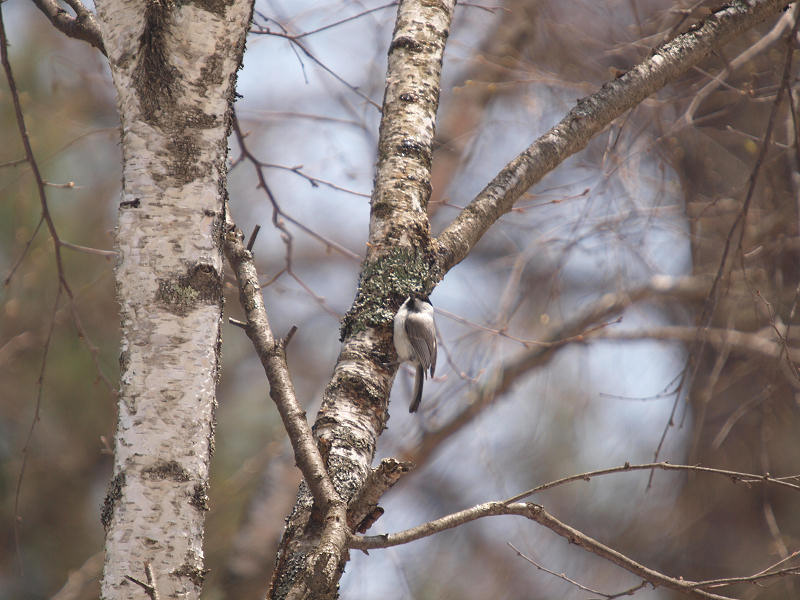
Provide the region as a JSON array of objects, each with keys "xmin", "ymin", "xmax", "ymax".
[{"xmin": 2, "ymin": 0, "xmax": 799, "ymax": 598}]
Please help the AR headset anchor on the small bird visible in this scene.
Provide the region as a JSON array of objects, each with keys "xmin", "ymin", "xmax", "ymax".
[{"xmin": 393, "ymin": 294, "xmax": 437, "ymax": 412}]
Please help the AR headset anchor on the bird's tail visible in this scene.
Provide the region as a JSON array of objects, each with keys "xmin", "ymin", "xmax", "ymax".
[{"xmin": 409, "ymin": 364, "xmax": 424, "ymax": 413}]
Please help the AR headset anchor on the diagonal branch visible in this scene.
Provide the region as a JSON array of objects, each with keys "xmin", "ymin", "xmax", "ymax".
[
  {"xmin": 222, "ymin": 210, "xmax": 341, "ymax": 513},
  {"xmin": 223, "ymin": 208, "xmax": 351, "ymax": 597},
  {"xmin": 352, "ymin": 462, "xmax": 800, "ymax": 594},
  {"xmin": 350, "ymin": 501, "xmax": 735, "ymax": 600},
  {"xmin": 434, "ymin": 0, "xmax": 789, "ymax": 274},
  {"xmin": 30, "ymin": 0, "xmax": 106, "ymax": 55}
]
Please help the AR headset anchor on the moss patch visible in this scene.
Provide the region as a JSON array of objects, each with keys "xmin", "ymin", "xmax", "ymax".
[
  {"xmin": 156, "ymin": 262, "xmax": 222, "ymax": 316},
  {"xmin": 339, "ymin": 247, "xmax": 436, "ymax": 341}
]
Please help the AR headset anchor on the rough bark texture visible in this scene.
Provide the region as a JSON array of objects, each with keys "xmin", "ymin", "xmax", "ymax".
[
  {"xmin": 268, "ymin": 1, "xmax": 456, "ymax": 598},
  {"xmin": 95, "ymin": 0, "xmax": 252, "ymax": 597}
]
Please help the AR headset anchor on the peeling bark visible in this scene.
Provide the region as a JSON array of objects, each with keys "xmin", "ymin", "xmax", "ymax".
[{"xmin": 95, "ymin": 0, "xmax": 252, "ymax": 597}]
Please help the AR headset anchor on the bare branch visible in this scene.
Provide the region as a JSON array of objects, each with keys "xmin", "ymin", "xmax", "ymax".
[
  {"xmin": 246, "ymin": 224, "xmax": 261, "ymax": 252},
  {"xmin": 222, "ymin": 210, "xmax": 340, "ymax": 512},
  {"xmin": 292, "ymin": 2, "xmax": 398, "ymax": 40},
  {"xmin": 350, "ymin": 501, "xmax": 735, "ymax": 599},
  {"xmin": 698, "ymin": 550, "xmax": 800, "ymax": 589},
  {"xmin": 60, "ymin": 240, "xmax": 118, "ymax": 258},
  {"xmin": 251, "ymin": 160, "xmax": 370, "ymax": 198},
  {"xmin": 30, "ymin": 0, "xmax": 106, "ymax": 55},
  {"xmin": 351, "ymin": 462, "xmax": 800, "ymax": 596},
  {"xmin": 435, "ymin": 0, "xmax": 789, "ymax": 274},
  {"xmin": 14, "ymin": 288, "xmax": 61, "ymax": 572},
  {"xmin": 503, "ymin": 461, "xmax": 800, "ymax": 505},
  {"xmin": 251, "ymin": 15, "xmax": 380, "ymax": 110},
  {"xmin": 507, "ymin": 542, "xmax": 650, "ymax": 599},
  {"xmin": 347, "ymin": 458, "xmax": 414, "ymax": 533},
  {"xmin": 588, "ymin": 325, "xmax": 799, "ymax": 364},
  {"xmin": 4, "ymin": 215, "xmax": 44, "ymax": 286},
  {"xmin": 223, "ymin": 208, "xmax": 351, "ymax": 596}
]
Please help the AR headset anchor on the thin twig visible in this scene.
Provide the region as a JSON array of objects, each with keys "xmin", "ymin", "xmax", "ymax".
[
  {"xmin": 124, "ymin": 563, "xmax": 160, "ymax": 600},
  {"xmin": 507, "ymin": 542, "xmax": 649, "ymax": 599},
  {"xmin": 60, "ymin": 240, "xmax": 117, "ymax": 258},
  {"xmin": 0, "ymin": 156, "xmax": 27, "ymax": 168},
  {"xmin": 250, "ymin": 17, "xmax": 380, "ymax": 110},
  {"xmin": 246, "ymin": 224, "xmax": 261, "ymax": 252},
  {"xmin": 4, "ymin": 216, "xmax": 44, "ymax": 286},
  {"xmin": 699, "ymin": 550, "xmax": 800, "ymax": 588},
  {"xmin": 256, "ymin": 161, "xmax": 369, "ymax": 198},
  {"xmin": 13, "ymin": 288, "xmax": 61, "ymax": 573},
  {"xmin": 293, "ymin": 2, "xmax": 398, "ymax": 39},
  {"xmin": 503, "ymin": 461, "xmax": 800, "ymax": 505}
]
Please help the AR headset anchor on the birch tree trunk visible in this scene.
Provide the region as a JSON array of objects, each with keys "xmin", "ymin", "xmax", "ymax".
[
  {"xmin": 94, "ymin": 0, "xmax": 252, "ymax": 597},
  {"xmin": 268, "ymin": 1, "xmax": 457, "ymax": 597}
]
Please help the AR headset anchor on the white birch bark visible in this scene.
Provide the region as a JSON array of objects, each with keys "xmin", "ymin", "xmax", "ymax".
[{"xmin": 94, "ymin": 0, "xmax": 252, "ymax": 597}]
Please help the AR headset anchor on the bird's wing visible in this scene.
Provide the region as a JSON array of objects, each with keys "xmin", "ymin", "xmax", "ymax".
[
  {"xmin": 429, "ymin": 328, "xmax": 437, "ymax": 377},
  {"xmin": 405, "ymin": 312, "xmax": 436, "ymax": 374}
]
